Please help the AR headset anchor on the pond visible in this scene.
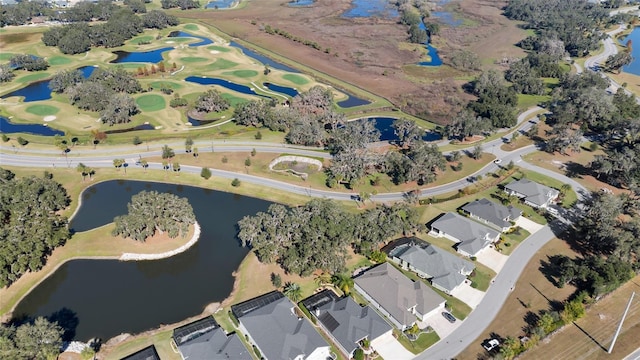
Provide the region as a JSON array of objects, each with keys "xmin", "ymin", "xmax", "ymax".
[
  {"xmin": 0, "ymin": 116, "xmax": 65, "ymax": 136},
  {"xmin": 263, "ymin": 82, "xmax": 299, "ymax": 97},
  {"xmin": 351, "ymin": 117, "xmax": 442, "ymax": 142},
  {"xmin": 110, "ymin": 47, "xmax": 174, "ymax": 64},
  {"xmin": 336, "ymin": 91, "xmax": 371, "ymax": 108},
  {"xmin": 187, "ymin": 116, "xmax": 218, "ymax": 126},
  {"xmin": 287, "ymin": 0, "xmax": 314, "ymax": 6},
  {"xmin": 205, "ymin": 0, "xmax": 237, "ymax": 8},
  {"xmin": 418, "ymin": 21, "xmax": 442, "ymax": 67},
  {"xmin": 13, "ymin": 180, "xmax": 272, "ymax": 342},
  {"xmin": 342, "ymin": 0, "xmax": 398, "ymax": 18},
  {"xmin": 1, "ymin": 66, "xmax": 96, "ymax": 103},
  {"xmin": 185, "ymin": 76, "xmax": 270, "ymax": 98},
  {"xmin": 167, "ymin": 31, "xmax": 213, "ymax": 47},
  {"xmin": 620, "ymin": 28, "xmax": 640, "ymax": 76},
  {"xmin": 229, "ymin": 41, "xmax": 301, "ymax": 73}
]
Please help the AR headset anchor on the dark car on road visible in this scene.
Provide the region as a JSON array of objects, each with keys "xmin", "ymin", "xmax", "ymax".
[{"xmin": 442, "ymin": 311, "xmax": 456, "ymax": 323}]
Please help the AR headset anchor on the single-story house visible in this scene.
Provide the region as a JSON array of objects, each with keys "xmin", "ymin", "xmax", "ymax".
[
  {"xmin": 354, "ymin": 263, "xmax": 446, "ymax": 331},
  {"xmin": 503, "ymin": 178, "xmax": 560, "ymax": 209},
  {"xmin": 120, "ymin": 345, "xmax": 160, "ymax": 360},
  {"xmin": 302, "ymin": 289, "xmax": 392, "ymax": 358},
  {"xmin": 429, "ymin": 212, "xmax": 501, "ymax": 257},
  {"xmin": 231, "ymin": 291, "xmax": 331, "ymax": 360},
  {"xmin": 460, "ymin": 198, "xmax": 522, "ymax": 232},
  {"xmin": 388, "ymin": 237, "xmax": 475, "ymax": 294},
  {"xmin": 172, "ymin": 316, "xmax": 250, "ymax": 360}
]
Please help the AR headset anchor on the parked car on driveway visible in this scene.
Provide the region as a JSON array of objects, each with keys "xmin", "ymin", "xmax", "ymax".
[{"xmin": 442, "ymin": 312, "xmax": 456, "ymax": 323}]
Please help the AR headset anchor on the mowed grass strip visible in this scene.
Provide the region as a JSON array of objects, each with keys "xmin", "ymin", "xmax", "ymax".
[
  {"xmin": 47, "ymin": 56, "xmax": 72, "ymax": 65},
  {"xmin": 207, "ymin": 45, "xmax": 231, "ymax": 52},
  {"xmin": 25, "ymin": 104, "xmax": 59, "ymax": 116},
  {"xmin": 222, "ymin": 69, "xmax": 258, "ymax": 78},
  {"xmin": 16, "ymin": 72, "xmax": 50, "ymax": 83},
  {"xmin": 180, "ymin": 57, "xmax": 208, "ymax": 63},
  {"xmin": 221, "ymin": 93, "xmax": 250, "ymax": 107},
  {"xmin": 135, "ymin": 94, "xmax": 166, "ymax": 112},
  {"xmin": 282, "ymin": 73, "xmax": 309, "ymax": 85},
  {"xmin": 206, "ymin": 58, "xmax": 238, "ymax": 70},
  {"xmin": 149, "ymin": 81, "xmax": 183, "ymax": 90},
  {"xmin": 0, "ymin": 52, "xmax": 14, "ymax": 61},
  {"xmin": 184, "ymin": 24, "xmax": 199, "ymax": 31}
]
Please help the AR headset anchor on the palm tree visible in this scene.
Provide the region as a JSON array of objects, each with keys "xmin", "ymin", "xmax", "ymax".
[
  {"xmin": 331, "ymin": 273, "xmax": 354, "ymax": 295},
  {"xmin": 283, "ymin": 282, "xmax": 302, "ymax": 302},
  {"xmin": 314, "ymin": 271, "xmax": 331, "ymax": 287},
  {"xmin": 140, "ymin": 159, "xmax": 148, "ymax": 172},
  {"xmin": 77, "ymin": 163, "xmax": 89, "ymax": 181}
]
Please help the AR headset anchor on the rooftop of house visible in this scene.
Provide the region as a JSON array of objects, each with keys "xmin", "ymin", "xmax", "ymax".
[
  {"xmin": 354, "ymin": 263, "xmax": 445, "ymax": 326},
  {"xmin": 431, "ymin": 212, "xmax": 500, "ymax": 255},
  {"xmin": 504, "ymin": 179, "xmax": 560, "ymax": 207},
  {"xmin": 172, "ymin": 316, "xmax": 250, "ymax": 360},
  {"xmin": 120, "ymin": 345, "xmax": 160, "ymax": 360},
  {"xmin": 461, "ymin": 198, "xmax": 522, "ymax": 229},
  {"xmin": 231, "ymin": 291, "xmax": 329, "ymax": 360}
]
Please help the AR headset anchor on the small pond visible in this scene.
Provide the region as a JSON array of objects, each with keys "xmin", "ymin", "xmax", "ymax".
[
  {"xmin": 229, "ymin": 41, "xmax": 301, "ymax": 73},
  {"xmin": 620, "ymin": 27, "xmax": 640, "ymax": 76},
  {"xmin": 342, "ymin": 0, "xmax": 398, "ymax": 18},
  {"xmin": 0, "ymin": 116, "xmax": 65, "ymax": 136},
  {"xmin": 263, "ymin": 82, "xmax": 299, "ymax": 97},
  {"xmin": 205, "ymin": 0, "xmax": 237, "ymax": 8},
  {"xmin": 287, "ymin": 0, "xmax": 314, "ymax": 6},
  {"xmin": 13, "ymin": 180, "xmax": 272, "ymax": 342},
  {"xmin": 418, "ymin": 21, "xmax": 442, "ymax": 67},
  {"xmin": 1, "ymin": 66, "xmax": 96, "ymax": 103},
  {"xmin": 110, "ymin": 47, "xmax": 174, "ymax": 64},
  {"xmin": 185, "ymin": 76, "xmax": 270, "ymax": 98},
  {"xmin": 351, "ymin": 117, "xmax": 442, "ymax": 142},
  {"xmin": 336, "ymin": 91, "xmax": 371, "ymax": 108},
  {"xmin": 168, "ymin": 31, "xmax": 213, "ymax": 47},
  {"xmin": 187, "ymin": 116, "xmax": 218, "ymax": 126}
]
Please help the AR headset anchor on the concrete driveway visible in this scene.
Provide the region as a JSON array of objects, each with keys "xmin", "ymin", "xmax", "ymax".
[
  {"xmin": 451, "ymin": 281, "xmax": 485, "ymax": 309},
  {"xmin": 475, "ymin": 246, "xmax": 509, "ymax": 273},
  {"xmin": 515, "ymin": 217, "xmax": 544, "ymax": 234},
  {"xmin": 420, "ymin": 310, "xmax": 462, "ymax": 340},
  {"xmin": 371, "ymin": 331, "xmax": 415, "ymax": 360}
]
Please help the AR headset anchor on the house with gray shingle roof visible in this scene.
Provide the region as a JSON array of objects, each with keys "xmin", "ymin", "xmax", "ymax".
[
  {"xmin": 354, "ymin": 263, "xmax": 446, "ymax": 331},
  {"xmin": 231, "ymin": 291, "xmax": 331, "ymax": 360},
  {"xmin": 461, "ymin": 198, "xmax": 522, "ymax": 232},
  {"xmin": 429, "ymin": 212, "xmax": 501, "ymax": 257},
  {"xmin": 302, "ymin": 289, "xmax": 392, "ymax": 358},
  {"xmin": 120, "ymin": 345, "xmax": 160, "ymax": 360},
  {"xmin": 504, "ymin": 178, "xmax": 559, "ymax": 209},
  {"xmin": 388, "ymin": 237, "xmax": 475, "ymax": 294},
  {"xmin": 172, "ymin": 316, "xmax": 250, "ymax": 360}
]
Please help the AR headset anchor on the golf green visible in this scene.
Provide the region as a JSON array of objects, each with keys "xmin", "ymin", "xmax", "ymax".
[
  {"xmin": 184, "ymin": 24, "xmax": 199, "ymax": 31},
  {"xmin": 25, "ymin": 105, "xmax": 60, "ymax": 116},
  {"xmin": 133, "ymin": 35, "xmax": 154, "ymax": 44},
  {"xmin": 221, "ymin": 93, "xmax": 250, "ymax": 107},
  {"xmin": 181, "ymin": 57, "xmax": 209, "ymax": 63},
  {"xmin": 136, "ymin": 94, "xmax": 166, "ymax": 112},
  {"xmin": 207, "ymin": 45, "xmax": 231, "ymax": 53},
  {"xmin": 0, "ymin": 53, "xmax": 15, "ymax": 61},
  {"xmin": 223, "ymin": 70, "xmax": 258, "ymax": 78},
  {"xmin": 207, "ymin": 59, "xmax": 238, "ymax": 70},
  {"xmin": 150, "ymin": 81, "xmax": 183, "ymax": 90},
  {"xmin": 48, "ymin": 56, "xmax": 72, "ymax": 65},
  {"xmin": 282, "ymin": 74, "xmax": 309, "ymax": 85}
]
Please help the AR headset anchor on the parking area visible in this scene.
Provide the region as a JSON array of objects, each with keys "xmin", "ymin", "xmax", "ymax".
[
  {"xmin": 451, "ymin": 280, "xmax": 485, "ymax": 309},
  {"xmin": 371, "ymin": 331, "xmax": 415, "ymax": 360},
  {"xmin": 515, "ymin": 216, "xmax": 544, "ymax": 234},
  {"xmin": 475, "ymin": 246, "xmax": 509, "ymax": 272},
  {"xmin": 419, "ymin": 311, "xmax": 462, "ymax": 340}
]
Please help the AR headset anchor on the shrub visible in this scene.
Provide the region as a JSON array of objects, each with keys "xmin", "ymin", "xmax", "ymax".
[
  {"xmin": 271, "ymin": 272, "xmax": 282, "ymax": 288},
  {"xmin": 231, "ymin": 178, "xmax": 241, "ymax": 187},
  {"xmin": 354, "ymin": 348, "xmax": 365, "ymax": 360},
  {"xmin": 251, "ymin": 148, "xmax": 257, "ymax": 157},
  {"xmin": 245, "ymin": 157, "xmax": 251, "ymax": 166},
  {"xmin": 17, "ymin": 137, "xmax": 28, "ymax": 146},
  {"xmin": 254, "ymin": 131, "xmax": 262, "ymax": 140},
  {"xmin": 1, "ymin": 134, "xmax": 9, "ymax": 142},
  {"xmin": 200, "ymin": 167, "xmax": 212, "ymax": 179},
  {"xmin": 589, "ymin": 142, "xmax": 598, "ymax": 152},
  {"xmin": 132, "ymin": 136, "xmax": 143, "ymax": 145},
  {"xmin": 222, "ymin": 156, "xmax": 228, "ymax": 163}
]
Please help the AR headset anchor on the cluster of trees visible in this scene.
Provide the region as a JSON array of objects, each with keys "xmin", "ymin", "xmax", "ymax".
[
  {"xmin": 504, "ymin": 0, "xmax": 609, "ymax": 57},
  {"xmin": 448, "ymin": 50, "xmax": 481, "ymax": 72},
  {"xmin": 42, "ymin": 9, "xmax": 178, "ymax": 54},
  {"xmin": 194, "ymin": 89, "xmax": 230, "ymax": 113},
  {"xmin": 0, "ymin": 64, "xmax": 14, "ymax": 83},
  {"xmin": 468, "ymin": 69, "xmax": 518, "ymax": 128},
  {"xmin": 160, "ymin": 0, "xmax": 200, "ymax": 10},
  {"xmin": 9, "ymin": 54, "xmax": 49, "ymax": 71},
  {"xmin": 112, "ymin": 191, "xmax": 196, "ymax": 242},
  {"xmin": 0, "ymin": 317, "xmax": 65, "ymax": 359},
  {"xmin": 237, "ymin": 199, "xmax": 423, "ymax": 275},
  {"xmin": 0, "ymin": 0, "xmax": 49, "ymax": 27},
  {"xmin": 50, "ymin": 67, "xmax": 141, "ymax": 125},
  {"xmin": 0, "ymin": 169, "xmax": 71, "ymax": 287},
  {"xmin": 263, "ymin": 25, "xmax": 324, "ymax": 51}
]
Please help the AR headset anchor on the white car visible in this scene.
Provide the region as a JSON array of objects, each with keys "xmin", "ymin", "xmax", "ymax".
[
  {"xmin": 483, "ymin": 338, "xmax": 500, "ymax": 351},
  {"xmin": 494, "ymin": 159, "xmax": 502, "ymax": 164}
]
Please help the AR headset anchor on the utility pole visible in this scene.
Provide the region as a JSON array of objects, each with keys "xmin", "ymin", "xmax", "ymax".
[{"xmin": 608, "ymin": 291, "xmax": 635, "ymax": 354}]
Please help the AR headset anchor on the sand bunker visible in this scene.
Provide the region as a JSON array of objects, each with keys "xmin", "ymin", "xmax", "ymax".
[
  {"xmin": 43, "ymin": 116, "xmax": 56, "ymax": 122},
  {"xmin": 210, "ymin": 50, "xmax": 220, "ymax": 54},
  {"xmin": 166, "ymin": 41, "xmax": 175, "ymax": 43}
]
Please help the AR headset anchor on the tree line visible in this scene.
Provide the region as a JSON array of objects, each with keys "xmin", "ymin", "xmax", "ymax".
[
  {"xmin": 237, "ymin": 199, "xmax": 423, "ymax": 276},
  {"xmin": 0, "ymin": 169, "xmax": 71, "ymax": 288}
]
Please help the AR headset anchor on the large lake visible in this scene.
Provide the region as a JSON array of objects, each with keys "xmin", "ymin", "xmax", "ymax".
[
  {"xmin": 620, "ymin": 27, "xmax": 640, "ymax": 76},
  {"xmin": 13, "ymin": 180, "xmax": 272, "ymax": 342}
]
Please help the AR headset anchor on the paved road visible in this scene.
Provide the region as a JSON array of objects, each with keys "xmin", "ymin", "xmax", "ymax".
[{"xmin": 624, "ymin": 347, "xmax": 640, "ymax": 360}]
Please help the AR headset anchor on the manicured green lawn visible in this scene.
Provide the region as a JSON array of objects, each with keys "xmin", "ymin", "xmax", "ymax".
[
  {"xmin": 469, "ymin": 266, "xmax": 493, "ymax": 291},
  {"xmin": 48, "ymin": 56, "xmax": 72, "ymax": 65},
  {"xmin": 223, "ymin": 69, "xmax": 258, "ymax": 78},
  {"xmin": 184, "ymin": 24, "xmax": 199, "ymax": 31},
  {"xmin": 0, "ymin": 52, "xmax": 14, "ymax": 61},
  {"xmin": 394, "ymin": 329, "xmax": 440, "ymax": 354},
  {"xmin": 132, "ymin": 35, "xmax": 154, "ymax": 44},
  {"xmin": 517, "ymin": 94, "xmax": 550, "ymax": 110},
  {"xmin": 207, "ymin": 45, "xmax": 231, "ymax": 52},
  {"xmin": 25, "ymin": 104, "xmax": 59, "ymax": 116},
  {"xmin": 207, "ymin": 58, "xmax": 238, "ymax": 70},
  {"xmin": 500, "ymin": 227, "xmax": 531, "ymax": 255},
  {"xmin": 221, "ymin": 93, "xmax": 250, "ymax": 107},
  {"xmin": 16, "ymin": 72, "xmax": 50, "ymax": 83},
  {"xmin": 180, "ymin": 57, "xmax": 208, "ymax": 63},
  {"xmin": 283, "ymin": 73, "xmax": 309, "ymax": 85},
  {"xmin": 135, "ymin": 94, "xmax": 166, "ymax": 112},
  {"xmin": 150, "ymin": 81, "xmax": 183, "ymax": 90}
]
